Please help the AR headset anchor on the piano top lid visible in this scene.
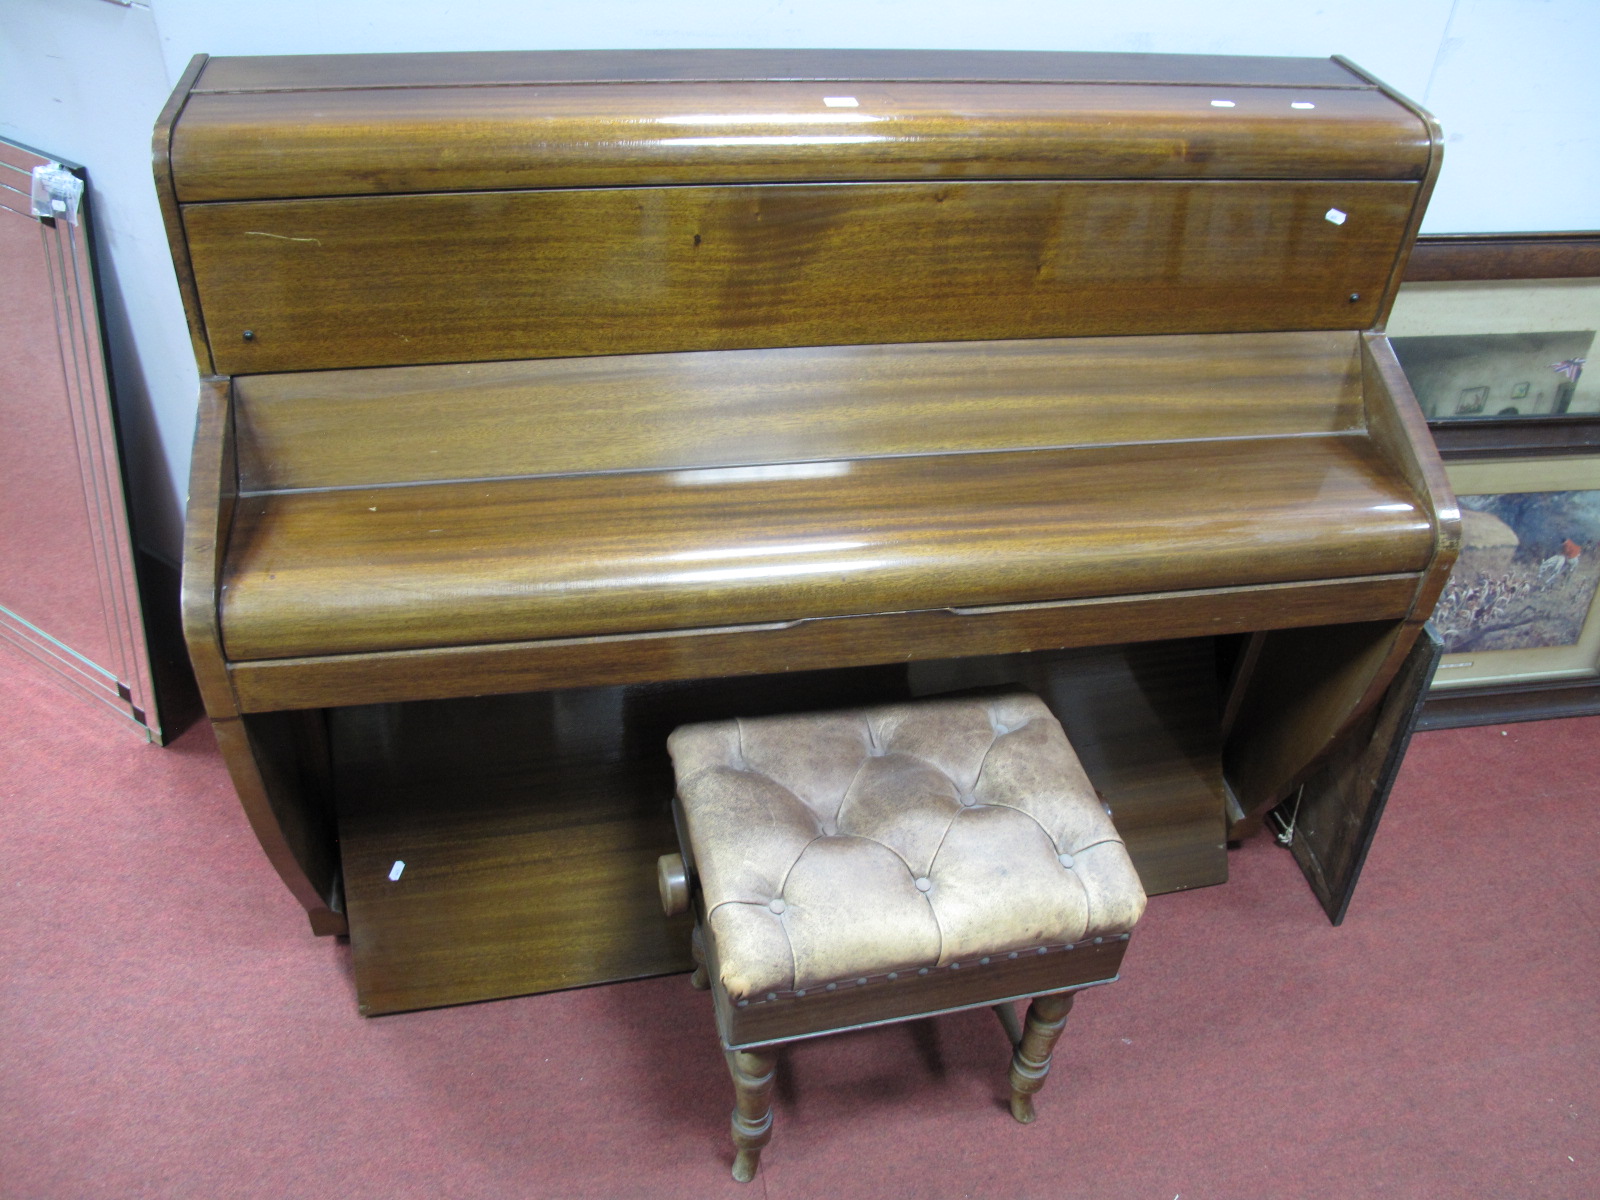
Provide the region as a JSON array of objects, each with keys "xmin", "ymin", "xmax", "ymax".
[
  {"xmin": 167, "ymin": 48, "xmax": 1435, "ymax": 203},
  {"xmin": 192, "ymin": 49, "xmax": 1369, "ymax": 92}
]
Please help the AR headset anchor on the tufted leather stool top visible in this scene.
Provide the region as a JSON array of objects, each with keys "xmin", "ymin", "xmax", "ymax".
[{"xmin": 667, "ymin": 691, "xmax": 1147, "ymax": 1005}]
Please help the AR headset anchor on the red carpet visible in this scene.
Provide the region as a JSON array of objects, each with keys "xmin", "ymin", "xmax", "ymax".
[{"xmin": 2, "ymin": 635, "xmax": 1596, "ymax": 1199}]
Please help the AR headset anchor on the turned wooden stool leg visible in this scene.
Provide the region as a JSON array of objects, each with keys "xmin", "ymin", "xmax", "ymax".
[
  {"xmin": 725, "ymin": 1047, "xmax": 777, "ymax": 1183},
  {"xmin": 689, "ymin": 924, "xmax": 709, "ymax": 991},
  {"xmin": 1007, "ymin": 991, "xmax": 1076, "ymax": 1124}
]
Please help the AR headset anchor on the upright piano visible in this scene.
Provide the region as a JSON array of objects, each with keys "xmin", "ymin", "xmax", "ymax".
[{"xmin": 157, "ymin": 49, "xmax": 1458, "ymax": 1015}]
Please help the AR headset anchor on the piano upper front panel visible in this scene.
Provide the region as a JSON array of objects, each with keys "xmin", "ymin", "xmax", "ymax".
[{"xmin": 185, "ymin": 179, "xmax": 1417, "ymax": 375}]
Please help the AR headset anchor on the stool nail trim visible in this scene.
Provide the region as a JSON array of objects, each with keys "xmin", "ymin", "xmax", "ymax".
[{"xmin": 723, "ymin": 937, "xmax": 1131, "ymax": 1010}]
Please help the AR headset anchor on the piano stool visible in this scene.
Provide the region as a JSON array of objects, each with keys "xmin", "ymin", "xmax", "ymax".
[{"xmin": 659, "ymin": 690, "xmax": 1147, "ymax": 1181}]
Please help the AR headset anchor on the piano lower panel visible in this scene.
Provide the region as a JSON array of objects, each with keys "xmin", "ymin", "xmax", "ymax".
[
  {"xmin": 332, "ymin": 642, "xmax": 1225, "ymax": 1016},
  {"xmin": 229, "ymin": 572, "xmax": 1422, "ymax": 713}
]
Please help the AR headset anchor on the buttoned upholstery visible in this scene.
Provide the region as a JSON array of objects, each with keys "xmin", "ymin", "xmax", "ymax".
[{"xmin": 668, "ymin": 691, "xmax": 1146, "ymax": 1004}]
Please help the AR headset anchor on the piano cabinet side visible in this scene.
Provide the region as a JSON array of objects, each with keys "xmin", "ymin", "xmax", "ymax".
[
  {"xmin": 1221, "ymin": 335, "xmax": 1461, "ymax": 831},
  {"xmin": 183, "ymin": 377, "xmax": 345, "ymax": 935}
]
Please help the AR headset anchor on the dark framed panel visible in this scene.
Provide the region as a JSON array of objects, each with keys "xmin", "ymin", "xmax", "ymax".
[{"xmin": 1394, "ymin": 232, "xmax": 1600, "ymax": 726}]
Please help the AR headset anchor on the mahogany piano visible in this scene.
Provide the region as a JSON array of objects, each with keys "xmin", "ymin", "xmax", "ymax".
[{"xmin": 157, "ymin": 49, "xmax": 1458, "ymax": 1014}]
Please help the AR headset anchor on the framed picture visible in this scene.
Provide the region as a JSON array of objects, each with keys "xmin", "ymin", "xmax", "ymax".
[
  {"xmin": 1392, "ymin": 232, "xmax": 1600, "ymax": 727},
  {"xmin": 1431, "ymin": 457, "xmax": 1600, "ymax": 688}
]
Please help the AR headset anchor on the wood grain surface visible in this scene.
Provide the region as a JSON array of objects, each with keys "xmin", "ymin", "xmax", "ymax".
[
  {"xmin": 179, "ymin": 376, "xmax": 237, "ymax": 718},
  {"xmin": 233, "ymin": 331, "xmax": 1366, "ymax": 491},
  {"xmin": 190, "ymin": 48, "xmax": 1369, "ymax": 93},
  {"xmin": 1360, "ymin": 333, "xmax": 1461, "ymax": 619},
  {"xmin": 171, "ymin": 81, "xmax": 1427, "ymax": 201},
  {"xmin": 226, "ymin": 574, "xmax": 1423, "ymax": 714},
  {"xmin": 160, "ymin": 48, "xmax": 1458, "ymax": 999},
  {"xmin": 1405, "ymin": 232, "xmax": 1600, "ymax": 282},
  {"xmin": 218, "ymin": 435, "xmax": 1435, "ymax": 662},
  {"xmin": 1283, "ymin": 624, "xmax": 1441, "ymax": 923},
  {"xmin": 185, "ymin": 179, "xmax": 1417, "ymax": 374},
  {"xmin": 151, "ymin": 53, "xmax": 214, "ymax": 374},
  {"xmin": 719, "ymin": 937, "xmax": 1125, "ymax": 1050},
  {"xmin": 331, "ymin": 644, "xmax": 1205, "ymax": 1015}
]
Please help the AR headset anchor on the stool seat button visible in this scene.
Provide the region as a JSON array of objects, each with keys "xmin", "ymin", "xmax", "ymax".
[
  {"xmin": 766, "ymin": 992, "xmax": 777, "ymax": 1001},
  {"xmin": 951, "ymin": 962, "xmax": 961, "ymax": 970},
  {"xmin": 918, "ymin": 967, "xmax": 929, "ymax": 976},
  {"xmin": 979, "ymin": 956, "xmax": 990, "ymax": 965},
  {"xmin": 737, "ymin": 999, "xmax": 749, "ymax": 1007},
  {"xmin": 1093, "ymin": 936, "xmax": 1104, "ymax": 944},
  {"xmin": 958, "ymin": 792, "xmax": 977, "ymax": 807},
  {"xmin": 795, "ymin": 989, "xmax": 806, "ymax": 997},
  {"xmin": 768, "ymin": 899, "xmax": 787, "ymax": 914},
  {"xmin": 887, "ymin": 972, "xmax": 898, "ymax": 981},
  {"xmin": 914, "ymin": 876, "xmax": 932, "ymax": 892},
  {"xmin": 826, "ymin": 982, "xmax": 837, "ymax": 992},
  {"xmin": 1008, "ymin": 951, "xmax": 1018, "ymax": 959},
  {"xmin": 857, "ymin": 977, "xmax": 868, "ymax": 986},
  {"xmin": 1057, "ymin": 853, "xmax": 1075, "ymax": 868}
]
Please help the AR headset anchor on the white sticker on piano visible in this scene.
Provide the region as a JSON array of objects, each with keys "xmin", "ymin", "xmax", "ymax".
[
  {"xmin": 823, "ymin": 96, "xmax": 859, "ymax": 107},
  {"xmin": 1325, "ymin": 208, "xmax": 1348, "ymax": 225},
  {"xmin": 388, "ymin": 860, "xmax": 406, "ymax": 881}
]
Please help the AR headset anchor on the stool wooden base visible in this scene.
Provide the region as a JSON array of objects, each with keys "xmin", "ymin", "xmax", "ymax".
[{"xmin": 663, "ymin": 850, "xmax": 1128, "ymax": 1182}]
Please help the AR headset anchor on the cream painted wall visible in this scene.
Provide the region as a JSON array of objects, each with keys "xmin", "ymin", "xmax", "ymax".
[{"xmin": 1, "ymin": 0, "xmax": 1596, "ymax": 560}]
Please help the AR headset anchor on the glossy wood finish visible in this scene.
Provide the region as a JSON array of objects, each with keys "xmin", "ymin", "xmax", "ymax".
[
  {"xmin": 172, "ymin": 82, "xmax": 1428, "ymax": 202},
  {"xmin": 191, "ymin": 48, "xmax": 1371, "ymax": 92},
  {"xmin": 151, "ymin": 53, "xmax": 214, "ymax": 376},
  {"xmin": 333, "ymin": 690, "xmax": 694, "ymax": 1016},
  {"xmin": 1332, "ymin": 57, "xmax": 1443, "ymax": 330},
  {"xmin": 233, "ymin": 331, "xmax": 1366, "ymax": 491},
  {"xmin": 179, "ymin": 376, "xmax": 236, "ymax": 718},
  {"xmin": 334, "ymin": 651, "xmax": 1172, "ymax": 1016},
  {"xmin": 1224, "ymin": 620, "xmax": 1410, "ymax": 825},
  {"xmin": 212, "ymin": 713, "xmax": 343, "ymax": 934},
  {"xmin": 1361, "ymin": 332, "xmax": 1462, "ymax": 619},
  {"xmin": 227, "ymin": 574, "xmax": 1423, "ymax": 715},
  {"xmin": 1281, "ymin": 625, "xmax": 1441, "ymax": 923},
  {"xmin": 160, "ymin": 50, "xmax": 1458, "ymax": 997},
  {"xmin": 181, "ymin": 377, "xmax": 342, "ymax": 931},
  {"xmin": 219, "ymin": 435, "xmax": 1433, "ymax": 662},
  {"xmin": 187, "ymin": 180, "xmax": 1415, "ymax": 375},
  {"xmin": 1219, "ymin": 332, "xmax": 1458, "ymax": 819},
  {"xmin": 726, "ymin": 1048, "xmax": 776, "ymax": 1183},
  {"xmin": 1008, "ymin": 990, "xmax": 1076, "ymax": 1123}
]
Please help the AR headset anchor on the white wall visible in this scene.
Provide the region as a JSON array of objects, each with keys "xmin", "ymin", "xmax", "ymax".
[{"xmin": 2, "ymin": 0, "xmax": 1597, "ymax": 562}]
